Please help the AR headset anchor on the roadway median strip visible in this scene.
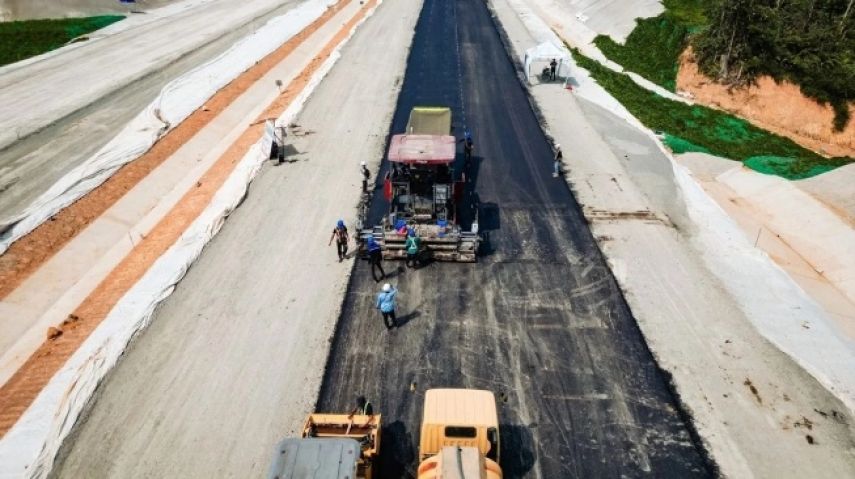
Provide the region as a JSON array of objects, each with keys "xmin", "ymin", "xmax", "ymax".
[{"xmin": 0, "ymin": 0, "xmax": 380, "ymax": 473}]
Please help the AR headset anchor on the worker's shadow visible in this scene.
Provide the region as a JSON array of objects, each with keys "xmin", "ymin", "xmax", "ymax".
[
  {"xmin": 395, "ymin": 310, "xmax": 421, "ymax": 328},
  {"xmin": 477, "ymin": 201, "xmax": 500, "ymax": 257},
  {"xmin": 271, "ymin": 143, "xmax": 301, "ymax": 164},
  {"xmin": 499, "ymin": 423, "xmax": 537, "ymax": 478},
  {"xmin": 377, "ymin": 420, "xmax": 417, "ymax": 478},
  {"xmin": 465, "ymin": 155, "xmax": 483, "ymax": 186}
]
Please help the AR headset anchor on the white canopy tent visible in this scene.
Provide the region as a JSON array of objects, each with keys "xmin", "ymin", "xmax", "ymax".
[{"xmin": 523, "ymin": 41, "xmax": 571, "ymax": 84}]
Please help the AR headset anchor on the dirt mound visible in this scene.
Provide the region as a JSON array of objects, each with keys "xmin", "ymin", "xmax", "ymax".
[{"xmin": 676, "ymin": 49, "xmax": 855, "ymax": 159}]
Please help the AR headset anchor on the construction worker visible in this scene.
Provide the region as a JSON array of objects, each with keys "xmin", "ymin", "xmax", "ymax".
[
  {"xmin": 360, "ymin": 161, "xmax": 370, "ymax": 193},
  {"xmin": 553, "ymin": 143, "xmax": 562, "ymax": 177},
  {"xmin": 550, "ymin": 58, "xmax": 558, "ymax": 81},
  {"xmin": 329, "ymin": 219, "xmax": 349, "ymax": 262},
  {"xmin": 376, "ymin": 283, "xmax": 398, "ymax": 330},
  {"xmin": 460, "ymin": 128, "xmax": 474, "ymax": 171},
  {"xmin": 367, "ymin": 237, "xmax": 385, "ymax": 282},
  {"xmin": 405, "ymin": 229, "xmax": 421, "ymax": 268}
]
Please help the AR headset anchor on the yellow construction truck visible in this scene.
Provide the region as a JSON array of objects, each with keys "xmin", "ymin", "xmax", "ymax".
[
  {"xmin": 417, "ymin": 389, "xmax": 503, "ymax": 479},
  {"xmin": 267, "ymin": 412, "xmax": 381, "ymax": 479}
]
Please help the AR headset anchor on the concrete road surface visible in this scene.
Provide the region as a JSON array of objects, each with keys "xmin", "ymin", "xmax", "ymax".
[
  {"xmin": 0, "ymin": 0, "xmax": 172, "ymax": 21},
  {"xmin": 50, "ymin": 0, "xmax": 423, "ymax": 476},
  {"xmin": 0, "ymin": 0, "xmax": 300, "ymax": 223},
  {"xmin": 315, "ymin": 0, "xmax": 712, "ymax": 477}
]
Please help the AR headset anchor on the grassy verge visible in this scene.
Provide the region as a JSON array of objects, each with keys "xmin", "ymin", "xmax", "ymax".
[
  {"xmin": 0, "ymin": 15, "xmax": 124, "ymax": 67},
  {"xmin": 570, "ymin": 48, "xmax": 853, "ymax": 179},
  {"xmin": 593, "ymin": 0, "xmax": 705, "ymax": 92}
]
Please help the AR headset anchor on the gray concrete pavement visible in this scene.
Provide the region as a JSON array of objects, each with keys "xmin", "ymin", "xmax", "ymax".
[
  {"xmin": 50, "ymin": 0, "xmax": 422, "ymax": 476},
  {"xmin": 0, "ymin": 0, "xmax": 301, "ymax": 223},
  {"xmin": 0, "ymin": 0, "xmax": 172, "ymax": 21}
]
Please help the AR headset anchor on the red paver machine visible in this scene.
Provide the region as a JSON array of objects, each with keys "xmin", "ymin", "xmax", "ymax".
[{"xmin": 359, "ymin": 107, "xmax": 479, "ymax": 262}]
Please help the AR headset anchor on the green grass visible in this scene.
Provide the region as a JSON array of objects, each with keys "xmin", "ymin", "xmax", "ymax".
[
  {"xmin": 593, "ymin": 0, "xmax": 707, "ymax": 92},
  {"xmin": 594, "ymin": 16, "xmax": 687, "ymax": 91},
  {"xmin": 570, "ymin": 48, "xmax": 853, "ymax": 179},
  {"xmin": 0, "ymin": 15, "xmax": 124, "ymax": 67},
  {"xmin": 661, "ymin": 0, "xmax": 706, "ymax": 30}
]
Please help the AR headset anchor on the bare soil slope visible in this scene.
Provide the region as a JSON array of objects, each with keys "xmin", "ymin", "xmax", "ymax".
[{"xmin": 677, "ymin": 50, "xmax": 855, "ymax": 158}]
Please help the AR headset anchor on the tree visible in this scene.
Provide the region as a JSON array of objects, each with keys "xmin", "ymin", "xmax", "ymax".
[{"xmin": 694, "ymin": 0, "xmax": 855, "ymax": 130}]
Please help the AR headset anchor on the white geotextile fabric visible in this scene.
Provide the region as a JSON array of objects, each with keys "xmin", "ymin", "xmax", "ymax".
[
  {"xmin": 523, "ymin": 41, "xmax": 570, "ymax": 82},
  {"xmin": 0, "ymin": 1, "xmax": 381, "ymax": 477},
  {"xmin": 506, "ymin": 0, "xmax": 855, "ymax": 412},
  {"xmin": 0, "ymin": 0, "xmax": 337, "ymax": 255}
]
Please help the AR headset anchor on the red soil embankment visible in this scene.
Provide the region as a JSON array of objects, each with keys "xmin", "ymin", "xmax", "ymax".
[{"xmin": 676, "ymin": 49, "xmax": 855, "ymax": 158}]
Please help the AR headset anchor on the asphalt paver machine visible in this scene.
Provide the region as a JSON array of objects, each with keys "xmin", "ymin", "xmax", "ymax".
[{"xmin": 360, "ymin": 107, "xmax": 480, "ymax": 262}]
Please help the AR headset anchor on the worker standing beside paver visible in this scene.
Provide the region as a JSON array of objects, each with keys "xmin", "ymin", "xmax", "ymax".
[
  {"xmin": 367, "ymin": 237, "xmax": 385, "ymax": 281},
  {"xmin": 405, "ymin": 229, "xmax": 421, "ymax": 268},
  {"xmin": 553, "ymin": 143, "xmax": 562, "ymax": 177},
  {"xmin": 461, "ymin": 128, "xmax": 474, "ymax": 173},
  {"xmin": 328, "ymin": 219, "xmax": 349, "ymax": 262},
  {"xmin": 376, "ymin": 283, "xmax": 398, "ymax": 330},
  {"xmin": 360, "ymin": 161, "xmax": 371, "ymax": 193}
]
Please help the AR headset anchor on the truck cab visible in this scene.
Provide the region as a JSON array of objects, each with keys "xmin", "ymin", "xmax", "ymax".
[{"xmin": 417, "ymin": 389, "xmax": 502, "ymax": 479}]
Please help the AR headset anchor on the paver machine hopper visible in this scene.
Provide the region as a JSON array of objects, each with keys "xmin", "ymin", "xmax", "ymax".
[
  {"xmin": 360, "ymin": 107, "xmax": 480, "ymax": 262},
  {"xmin": 267, "ymin": 413, "xmax": 381, "ymax": 479}
]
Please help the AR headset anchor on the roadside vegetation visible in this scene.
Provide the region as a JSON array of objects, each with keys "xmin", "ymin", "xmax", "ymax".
[
  {"xmin": 0, "ymin": 16, "xmax": 124, "ymax": 67},
  {"xmin": 570, "ymin": 47, "xmax": 854, "ymax": 179},
  {"xmin": 593, "ymin": 0, "xmax": 705, "ymax": 91},
  {"xmin": 595, "ymin": 0, "xmax": 855, "ymax": 131},
  {"xmin": 695, "ymin": 0, "xmax": 855, "ymax": 131}
]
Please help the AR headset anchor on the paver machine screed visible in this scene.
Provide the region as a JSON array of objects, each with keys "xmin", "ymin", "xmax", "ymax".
[{"xmin": 360, "ymin": 107, "xmax": 480, "ymax": 262}]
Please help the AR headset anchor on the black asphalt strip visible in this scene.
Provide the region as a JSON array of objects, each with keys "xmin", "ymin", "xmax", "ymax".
[{"xmin": 316, "ymin": 0, "xmax": 713, "ymax": 476}]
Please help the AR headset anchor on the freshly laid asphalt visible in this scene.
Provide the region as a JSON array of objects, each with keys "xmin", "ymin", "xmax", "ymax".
[{"xmin": 316, "ymin": 0, "xmax": 713, "ymax": 477}]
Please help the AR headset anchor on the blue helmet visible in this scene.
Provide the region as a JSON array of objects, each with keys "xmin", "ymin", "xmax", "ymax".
[
  {"xmin": 337, "ymin": 219, "xmax": 345, "ymax": 228},
  {"xmin": 464, "ymin": 128, "xmax": 472, "ymax": 141}
]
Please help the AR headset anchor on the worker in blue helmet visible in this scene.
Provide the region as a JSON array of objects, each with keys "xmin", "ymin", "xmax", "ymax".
[
  {"xmin": 328, "ymin": 219, "xmax": 349, "ymax": 262},
  {"xmin": 459, "ymin": 127, "xmax": 474, "ymax": 173},
  {"xmin": 367, "ymin": 237, "xmax": 385, "ymax": 282}
]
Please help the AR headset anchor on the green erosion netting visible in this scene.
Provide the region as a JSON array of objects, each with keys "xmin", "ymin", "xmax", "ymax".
[
  {"xmin": 570, "ymin": 48, "xmax": 854, "ymax": 180},
  {"xmin": 663, "ymin": 134, "xmax": 709, "ymax": 154},
  {"xmin": 744, "ymin": 156, "xmax": 842, "ymax": 180},
  {"xmin": 0, "ymin": 15, "xmax": 124, "ymax": 67}
]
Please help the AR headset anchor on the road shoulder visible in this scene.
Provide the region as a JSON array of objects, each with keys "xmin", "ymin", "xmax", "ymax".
[{"xmin": 488, "ymin": 0, "xmax": 855, "ymax": 476}]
